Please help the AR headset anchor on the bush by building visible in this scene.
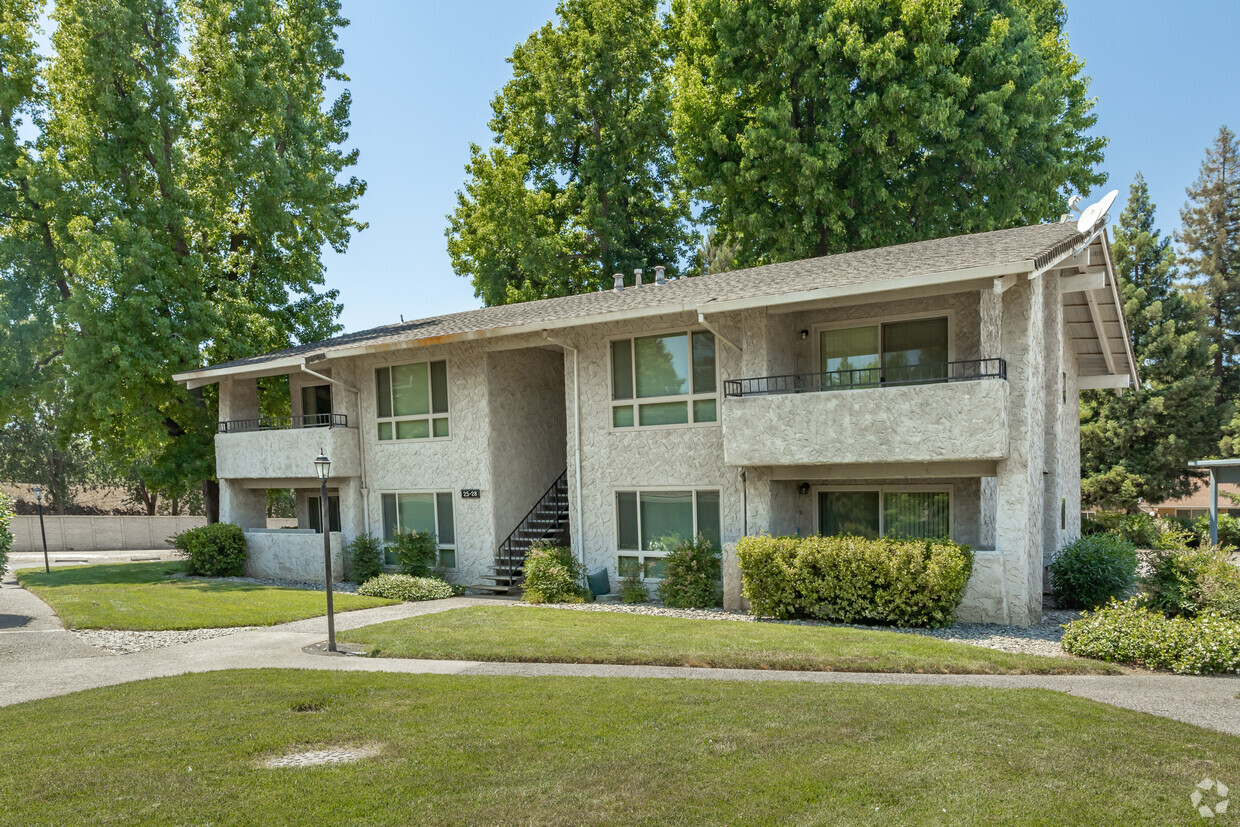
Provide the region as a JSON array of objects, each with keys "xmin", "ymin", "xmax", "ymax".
[
  {"xmin": 1047, "ymin": 534, "xmax": 1138, "ymax": 610},
  {"xmin": 521, "ymin": 543, "xmax": 590, "ymax": 604},
  {"xmin": 171, "ymin": 523, "xmax": 247, "ymax": 577}
]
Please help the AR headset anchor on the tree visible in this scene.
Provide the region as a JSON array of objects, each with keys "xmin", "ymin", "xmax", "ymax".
[
  {"xmin": 0, "ymin": 400, "xmax": 111, "ymax": 516},
  {"xmin": 671, "ymin": 0, "xmax": 1106, "ymax": 266},
  {"xmin": 447, "ymin": 0, "xmax": 690, "ymax": 305},
  {"xmin": 0, "ymin": 0, "xmax": 364, "ymax": 522},
  {"xmin": 1080, "ymin": 175, "xmax": 1217, "ymax": 510},
  {"xmin": 1180, "ymin": 126, "xmax": 1240, "ymax": 413}
]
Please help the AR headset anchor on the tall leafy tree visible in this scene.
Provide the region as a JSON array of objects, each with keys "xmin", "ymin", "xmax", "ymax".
[
  {"xmin": 671, "ymin": 0, "xmax": 1106, "ymax": 265},
  {"xmin": 1080, "ymin": 175, "xmax": 1216, "ymax": 509},
  {"xmin": 1180, "ymin": 126, "xmax": 1240, "ymax": 413},
  {"xmin": 0, "ymin": 0, "xmax": 364, "ymax": 521},
  {"xmin": 447, "ymin": 0, "xmax": 690, "ymax": 305}
]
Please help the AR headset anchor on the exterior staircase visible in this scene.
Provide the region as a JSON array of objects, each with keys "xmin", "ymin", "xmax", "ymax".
[{"xmin": 469, "ymin": 470, "xmax": 570, "ymax": 595}]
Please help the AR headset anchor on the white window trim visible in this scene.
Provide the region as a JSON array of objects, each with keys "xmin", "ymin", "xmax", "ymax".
[
  {"xmin": 608, "ymin": 326, "xmax": 721, "ymax": 432},
  {"xmin": 614, "ymin": 487, "xmax": 722, "ymax": 580},
  {"xmin": 379, "ymin": 489, "xmax": 458, "ymax": 571},
  {"xmin": 374, "ymin": 360, "xmax": 452, "ymax": 444},
  {"xmin": 812, "ymin": 484, "xmax": 954, "ymax": 539},
  {"xmin": 811, "ymin": 311, "xmax": 957, "ymax": 375}
]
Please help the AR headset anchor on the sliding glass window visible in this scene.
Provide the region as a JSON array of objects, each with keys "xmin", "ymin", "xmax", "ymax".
[
  {"xmin": 819, "ymin": 317, "xmax": 948, "ymax": 388},
  {"xmin": 611, "ymin": 332, "xmax": 717, "ymax": 428},
  {"xmin": 817, "ymin": 488, "xmax": 950, "ymax": 541},
  {"xmin": 380, "ymin": 492, "xmax": 456, "ymax": 569},
  {"xmin": 615, "ymin": 490, "xmax": 721, "ymax": 578}
]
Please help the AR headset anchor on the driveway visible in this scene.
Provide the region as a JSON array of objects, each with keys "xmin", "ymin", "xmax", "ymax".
[{"xmin": 3, "ymin": 573, "xmax": 1238, "ymax": 738}]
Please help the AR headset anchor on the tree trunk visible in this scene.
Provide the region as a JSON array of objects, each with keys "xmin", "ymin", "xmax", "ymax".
[{"xmin": 202, "ymin": 478, "xmax": 219, "ymax": 523}]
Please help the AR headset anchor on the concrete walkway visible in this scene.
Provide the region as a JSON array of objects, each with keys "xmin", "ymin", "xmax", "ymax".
[{"xmin": 3, "ymin": 579, "xmax": 1238, "ymax": 737}]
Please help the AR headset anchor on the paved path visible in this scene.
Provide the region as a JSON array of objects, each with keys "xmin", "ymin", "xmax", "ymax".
[{"xmin": 3, "ymin": 579, "xmax": 1238, "ymax": 737}]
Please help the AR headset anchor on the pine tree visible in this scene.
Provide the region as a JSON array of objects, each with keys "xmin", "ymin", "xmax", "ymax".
[
  {"xmin": 446, "ymin": 0, "xmax": 690, "ymax": 305},
  {"xmin": 1180, "ymin": 126, "xmax": 1240, "ymax": 414},
  {"xmin": 1080, "ymin": 175, "xmax": 1217, "ymax": 509}
]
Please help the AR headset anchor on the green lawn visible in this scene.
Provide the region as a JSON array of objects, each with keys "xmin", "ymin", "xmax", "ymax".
[
  {"xmin": 15, "ymin": 562, "xmax": 394, "ymax": 630},
  {"xmin": 339, "ymin": 606, "xmax": 1119, "ymax": 675},
  {"xmin": 0, "ymin": 670, "xmax": 1231, "ymax": 825}
]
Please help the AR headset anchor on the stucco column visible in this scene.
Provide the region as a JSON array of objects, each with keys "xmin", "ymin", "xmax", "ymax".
[
  {"xmin": 220, "ymin": 480, "xmax": 266, "ymax": 530},
  {"xmin": 994, "ymin": 277, "xmax": 1047, "ymax": 626}
]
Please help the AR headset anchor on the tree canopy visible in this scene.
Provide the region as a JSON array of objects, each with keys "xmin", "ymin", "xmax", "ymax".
[{"xmin": 670, "ymin": 0, "xmax": 1106, "ymax": 265}]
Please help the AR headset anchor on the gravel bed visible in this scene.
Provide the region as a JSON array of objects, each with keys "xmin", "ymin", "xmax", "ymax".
[
  {"xmin": 170, "ymin": 572, "xmax": 361, "ymax": 594},
  {"xmin": 510, "ymin": 602, "xmax": 1083, "ymax": 658},
  {"xmin": 71, "ymin": 626, "xmax": 261, "ymax": 655}
]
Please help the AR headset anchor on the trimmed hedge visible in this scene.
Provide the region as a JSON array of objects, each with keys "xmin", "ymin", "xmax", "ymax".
[
  {"xmin": 736, "ymin": 534, "xmax": 973, "ymax": 628},
  {"xmin": 1047, "ymin": 534, "xmax": 1138, "ymax": 610},
  {"xmin": 521, "ymin": 543, "xmax": 590, "ymax": 604},
  {"xmin": 172, "ymin": 523, "xmax": 247, "ymax": 577},
  {"xmin": 357, "ymin": 574, "xmax": 458, "ymax": 602},
  {"xmin": 1061, "ymin": 598, "xmax": 1240, "ymax": 675},
  {"xmin": 0, "ymin": 491, "xmax": 13, "ymax": 574}
]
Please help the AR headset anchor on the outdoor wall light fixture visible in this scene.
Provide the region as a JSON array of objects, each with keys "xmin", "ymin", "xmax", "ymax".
[
  {"xmin": 799, "ymin": 329, "xmax": 809, "ymax": 340},
  {"xmin": 799, "ymin": 483, "xmax": 810, "ymax": 496},
  {"xmin": 314, "ymin": 452, "xmax": 337, "ymax": 653}
]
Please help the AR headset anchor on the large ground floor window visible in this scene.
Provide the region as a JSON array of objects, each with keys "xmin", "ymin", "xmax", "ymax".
[
  {"xmin": 817, "ymin": 487, "xmax": 950, "ymax": 541},
  {"xmin": 380, "ymin": 491, "xmax": 456, "ymax": 569},
  {"xmin": 616, "ymin": 489, "xmax": 721, "ymax": 579}
]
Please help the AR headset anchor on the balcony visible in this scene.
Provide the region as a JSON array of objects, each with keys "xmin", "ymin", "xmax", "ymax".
[
  {"xmin": 721, "ymin": 359, "xmax": 1009, "ymax": 467},
  {"xmin": 215, "ymin": 415, "xmax": 360, "ymax": 480}
]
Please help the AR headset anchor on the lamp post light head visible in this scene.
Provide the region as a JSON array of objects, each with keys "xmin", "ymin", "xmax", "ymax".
[
  {"xmin": 32, "ymin": 485, "xmax": 42, "ymax": 503},
  {"xmin": 314, "ymin": 454, "xmax": 331, "ymax": 481}
]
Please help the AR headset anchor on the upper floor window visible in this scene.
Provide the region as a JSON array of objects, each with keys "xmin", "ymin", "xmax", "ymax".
[
  {"xmin": 375, "ymin": 361, "xmax": 449, "ymax": 441},
  {"xmin": 611, "ymin": 331, "xmax": 716, "ymax": 428},
  {"xmin": 381, "ymin": 491, "xmax": 456, "ymax": 569},
  {"xmin": 819, "ymin": 317, "xmax": 948, "ymax": 387}
]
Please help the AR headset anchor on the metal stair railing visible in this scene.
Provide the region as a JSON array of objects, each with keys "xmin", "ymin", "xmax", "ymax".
[{"xmin": 495, "ymin": 470, "xmax": 570, "ymax": 582}]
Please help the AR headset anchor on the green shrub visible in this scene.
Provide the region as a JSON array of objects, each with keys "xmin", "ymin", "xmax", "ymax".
[
  {"xmin": 345, "ymin": 533, "xmax": 385, "ymax": 583},
  {"xmin": 1081, "ymin": 511, "xmax": 1160, "ymax": 547},
  {"xmin": 0, "ymin": 492, "xmax": 13, "ymax": 573},
  {"xmin": 172, "ymin": 523, "xmax": 247, "ymax": 577},
  {"xmin": 619, "ymin": 569, "xmax": 649, "ymax": 604},
  {"xmin": 388, "ymin": 530, "xmax": 438, "ymax": 577},
  {"xmin": 737, "ymin": 534, "xmax": 973, "ymax": 628},
  {"xmin": 1207, "ymin": 589, "xmax": 1240, "ymax": 621},
  {"xmin": 1142, "ymin": 545, "xmax": 1240, "ymax": 617},
  {"xmin": 521, "ymin": 542, "xmax": 590, "ymax": 604},
  {"xmin": 657, "ymin": 534, "xmax": 722, "ymax": 608},
  {"xmin": 357, "ymin": 573, "xmax": 458, "ymax": 602},
  {"xmin": 1060, "ymin": 598, "xmax": 1240, "ymax": 675},
  {"xmin": 1190, "ymin": 513, "xmax": 1240, "ymax": 550},
  {"xmin": 1048, "ymin": 534, "xmax": 1138, "ymax": 610}
]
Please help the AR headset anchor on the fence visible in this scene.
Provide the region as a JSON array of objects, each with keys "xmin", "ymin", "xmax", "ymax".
[{"xmin": 10, "ymin": 515, "xmax": 207, "ymax": 552}]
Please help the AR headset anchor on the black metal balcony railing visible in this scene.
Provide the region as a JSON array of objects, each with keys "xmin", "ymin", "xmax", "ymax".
[
  {"xmin": 723, "ymin": 358, "xmax": 1007, "ymax": 398},
  {"xmin": 216, "ymin": 413, "xmax": 348, "ymax": 434}
]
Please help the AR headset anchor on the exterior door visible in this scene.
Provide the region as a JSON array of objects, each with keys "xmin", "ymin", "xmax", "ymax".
[{"xmin": 301, "ymin": 384, "xmax": 332, "ymax": 427}]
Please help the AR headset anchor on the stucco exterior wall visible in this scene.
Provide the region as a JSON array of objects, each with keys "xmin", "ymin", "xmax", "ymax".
[
  {"xmin": 243, "ymin": 529, "xmax": 343, "ymax": 581},
  {"xmin": 722, "ymin": 380, "xmax": 1009, "ymax": 466},
  {"xmin": 487, "ymin": 347, "xmax": 568, "ymax": 546}
]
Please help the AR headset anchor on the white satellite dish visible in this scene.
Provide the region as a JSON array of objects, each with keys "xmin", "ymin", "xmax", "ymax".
[{"xmin": 1076, "ymin": 189, "xmax": 1119, "ymax": 233}]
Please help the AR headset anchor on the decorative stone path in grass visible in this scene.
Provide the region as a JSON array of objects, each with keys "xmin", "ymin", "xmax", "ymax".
[{"xmin": 72, "ymin": 626, "xmax": 261, "ymax": 655}]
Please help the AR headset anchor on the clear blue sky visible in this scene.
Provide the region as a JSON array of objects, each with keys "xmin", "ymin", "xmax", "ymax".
[{"xmin": 324, "ymin": 0, "xmax": 1240, "ymax": 334}]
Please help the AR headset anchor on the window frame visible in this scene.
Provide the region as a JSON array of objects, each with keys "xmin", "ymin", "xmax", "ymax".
[
  {"xmin": 378, "ymin": 490, "xmax": 458, "ymax": 571},
  {"xmin": 812, "ymin": 311, "xmax": 956, "ymax": 378},
  {"xmin": 812, "ymin": 484, "xmax": 954, "ymax": 540},
  {"xmin": 373, "ymin": 359, "xmax": 451, "ymax": 443},
  {"xmin": 613, "ymin": 487, "xmax": 723, "ymax": 580},
  {"xmin": 608, "ymin": 326, "xmax": 720, "ymax": 431}
]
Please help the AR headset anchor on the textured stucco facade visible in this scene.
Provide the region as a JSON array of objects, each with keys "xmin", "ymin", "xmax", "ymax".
[{"xmin": 210, "ymin": 267, "xmax": 1093, "ymax": 625}]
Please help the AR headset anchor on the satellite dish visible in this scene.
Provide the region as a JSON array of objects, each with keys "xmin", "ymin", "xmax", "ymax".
[{"xmin": 1076, "ymin": 189, "xmax": 1119, "ymax": 233}]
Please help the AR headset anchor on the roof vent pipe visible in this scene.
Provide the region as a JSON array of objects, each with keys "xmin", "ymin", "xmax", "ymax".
[
  {"xmin": 654, "ymin": 265, "xmax": 666, "ymax": 285},
  {"xmin": 634, "ymin": 268, "xmax": 643, "ymax": 288},
  {"xmin": 613, "ymin": 273, "xmax": 624, "ymax": 291}
]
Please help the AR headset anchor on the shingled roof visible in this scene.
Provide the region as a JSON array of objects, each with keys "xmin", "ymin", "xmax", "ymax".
[{"xmin": 175, "ymin": 221, "xmax": 1086, "ymax": 382}]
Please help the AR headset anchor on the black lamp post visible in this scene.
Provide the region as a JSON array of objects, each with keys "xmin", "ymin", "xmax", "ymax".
[
  {"xmin": 314, "ymin": 453, "xmax": 337, "ymax": 652},
  {"xmin": 32, "ymin": 485, "xmax": 49, "ymax": 574}
]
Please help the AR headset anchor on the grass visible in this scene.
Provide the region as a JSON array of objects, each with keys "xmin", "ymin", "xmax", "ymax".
[
  {"xmin": 15, "ymin": 562, "xmax": 394, "ymax": 630},
  {"xmin": 339, "ymin": 605, "xmax": 1120, "ymax": 675},
  {"xmin": 0, "ymin": 670, "xmax": 1233, "ymax": 825}
]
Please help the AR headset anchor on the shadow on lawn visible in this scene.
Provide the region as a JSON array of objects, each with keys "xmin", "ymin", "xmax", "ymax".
[{"xmin": 16, "ymin": 561, "xmax": 278, "ymax": 594}]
